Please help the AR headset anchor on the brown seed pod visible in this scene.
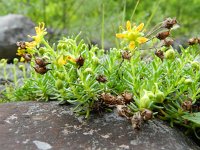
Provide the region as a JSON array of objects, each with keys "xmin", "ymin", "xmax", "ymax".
[
  {"xmin": 35, "ymin": 57, "xmax": 50, "ymax": 67},
  {"xmin": 116, "ymin": 95, "xmax": 126, "ymax": 105},
  {"xmin": 155, "ymin": 50, "xmax": 164, "ymax": 61},
  {"xmin": 188, "ymin": 38, "xmax": 199, "ymax": 45},
  {"xmin": 122, "ymin": 51, "xmax": 132, "ymax": 60},
  {"xmin": 156, "ymin": 31, "xmax": 170, "ymax": 40},
  {"xmin": 181, "ymin": 99, "xmax": 192, "ymax": 111},
  {"xmin": 76, "ymin": 56, "xmax": 85, "ymax": 68},
  {"xmin": 163, "ymin": 39, "xmax": 174, "ymax": 47},
  {"xmin": 16, "ymin": 41, "xmax": 26, "ymax": 49},
  {"xmin": 96, "ymin": 75, "xmax": 107, "ymax": 83},
  {"xmin": 22, "ymin": 53, "xmax": 32, "ymax": 62},
  {"xmin": 33, "ymin": 65, "xmax": 51, "ymax": 75},
  {"xmin": 100, "ymin": 93, "xmax": 117, "ymax": 105},
  {"xmin": 162, "ymin": 18, "xmax": 177, "ymax": 29},
  {"xmin": 122, "ymin": 92, "xmax": 133, "ymax": 104},
  {"xmin": 141, "ymin": 109, "xmax": 153, "ymax": 121}
]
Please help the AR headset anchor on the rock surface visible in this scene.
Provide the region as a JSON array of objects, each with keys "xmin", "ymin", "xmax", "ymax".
[
  {"xmin": 0, "ymin": 14, "xmax": 35, "ymax": 59},
  {"xmin": 0, "ymin": 101, "xmax": 199, "ymax": 150}
]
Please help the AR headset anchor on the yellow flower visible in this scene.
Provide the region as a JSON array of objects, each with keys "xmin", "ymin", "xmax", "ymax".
[
  {"xmin": 25, "ymin": 41, "xmax": 37, "ymax": 49},
  {"xmin": 28, "ymin": 22, "xmax": 47, "ymax": 48},
  {"xmin": 57, "ymin": 55, "xmax": 76, "ymax": 66},
  {"xmin": 116, "ymin": 21, "xmax": 148, "ymax": 50},
  {"xmin": 57, "ymin": 55, "xmax": 67, "ymax": 66},
  {"xmin": 16, "ymin": 49, "xmax": 25, "ymax": 56}
]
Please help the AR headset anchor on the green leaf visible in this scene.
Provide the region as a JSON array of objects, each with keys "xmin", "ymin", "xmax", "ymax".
[{"xmin": 182, "ymin": 112, "xmax": 200, "ymax": 125}]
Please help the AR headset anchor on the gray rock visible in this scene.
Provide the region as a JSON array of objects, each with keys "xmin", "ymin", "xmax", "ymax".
[
  {"xmin": 0, "ymin": 101, "xmax": 199, "ymax": 150},
  {"xmin": 0, "ymin": 14, "xmax": 35, "ymax": 59}
]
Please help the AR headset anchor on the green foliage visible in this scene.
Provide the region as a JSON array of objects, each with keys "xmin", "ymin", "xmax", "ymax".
[{"xmin": 183, "ymin": 113, "xmax": 200, "ymax": 126}]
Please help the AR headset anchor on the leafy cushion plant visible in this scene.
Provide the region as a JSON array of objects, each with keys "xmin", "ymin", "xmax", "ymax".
[{"xmin": 0, "ymin": 18, "xmax": 200, "ymax": 139}]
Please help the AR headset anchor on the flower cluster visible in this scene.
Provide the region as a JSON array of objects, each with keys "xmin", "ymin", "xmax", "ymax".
[
  {"xmin": 4, "ymin": 18, "xmax": 199, "ymax": 140},
  {"xmin": 16, "ymin": 22, "xmax": 47, "ymax": 62},
  {"xmin": 116, "ymin": 21, "xmax": 148, "ymax": 51}
]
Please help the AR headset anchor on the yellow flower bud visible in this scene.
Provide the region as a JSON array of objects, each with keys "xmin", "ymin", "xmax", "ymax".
[
  {"xmin": 19, "ymin": 65, "xmax": 25, "ymax": 70},
  {"xmin": 39, "ymin": 47, "xmax": 46, "ymax": 55},
  {"xmin": 84, "ymin": 68, "xmax": 93, "ymax": 74},
  {"xmin": 146, "ymin": 91, "xmax": 155, "ymax": 100},
  {"xmin": 55, "ymin": 79, "xmax": 64, "ymax": 90},
  {"xmin": 184, "ymin": 78, "xmax": 193, "ymax": 85},
  {"xmin": 92, "ymin": 56, "xmax": 100, "ymax": 65},
  {"xmin": 139, "ymin": 90, "xmax": 151, "ymax": 109},
  {"xmin": 57, "ymin": 43, "xmax": 63, "ymax": 50},
  {"xmin": 13, "ymin": 58, "xmax": 19, "ymax": 65},
  {"xmin": 154, "ymin": 83, "xmax": 165, "ymax": 103},
  {"xmin": 154, "ymin": 91, "xmax": 165, "ymax": 103},
  {"xmin": 165, "ymin": 48, "xmax": 175, "ymax": 59},
  {"xmin": 58, "ymin": 73, "xmax": 65, "ymax": 80}
]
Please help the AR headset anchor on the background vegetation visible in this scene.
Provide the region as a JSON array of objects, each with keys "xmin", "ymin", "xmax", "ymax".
[{"xmin": 0, "ymin": 0, "xmax": 199, "ymax": 48}]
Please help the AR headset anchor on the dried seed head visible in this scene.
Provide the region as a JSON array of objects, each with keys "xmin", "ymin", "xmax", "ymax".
[
  {"xmin": 96, "ymin": 75, "xmax": 107, "ymax": 83},
  {"xmin": 162, "ymin": 18, "xmax": 177, "ymax": 29},
  {"xmin": 16, "ymin": 41, "xmax": 26, "ymax": 49},
  {"xmin": 122, "ymin": 51, "xmax": 132, "ymax": 60},
  {"xmin": 163, "ymin": 39, "xmax": 174, "ymax": 47},
  {"xmin": 22, "ymin": 53, "xmax": 32, "ymax": 62},
  {"xmin": 100, "ymin": 93, "xmax": 120, "ymax": 105},
  {"xmin": 181, "ymin": 99, "xmax": 192, "ymax": 111},
  {"xmin": 117, "ymin": 105, "xmax": 132, "ymax": 119},
  {"xmin": 156, "ymin": 31, "xmax": 170, "ymax": 40},
  {"xmin": 141, "ymin": 109, "xmax": 153, "ymax": 121},
  {"xmin": 188, "ymin": 38, "xmax": 199, "ymax": 45},
  {"xmin": 131, "ymin": 112, "xmax": 142, "ymax": 129},
  {"xmin": 155, "ymin": 50, "xmax": 164, "ymax": 61},
  {"xmin": 76, "ymin": 56, "xmax": 85, "ymax": 68},
  {"xmin": 35, "ymin": 57, "xmax": 50, "ymax": 67},
  {"xmin": 122, "ymin": 92, "xmax": 133, "ymax": 104},
  {"xmin": 33, "ymin": 65, "xmax": 51, "ymax": 75},
  {"xmin": 116, "ymin": 95, "xmax": 125, "ymax": 104}
]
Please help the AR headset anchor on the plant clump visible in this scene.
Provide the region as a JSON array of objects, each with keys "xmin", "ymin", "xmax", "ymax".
[{"xmin": 0, "ymin": 18, "xmax": 200, "ymax": 140}]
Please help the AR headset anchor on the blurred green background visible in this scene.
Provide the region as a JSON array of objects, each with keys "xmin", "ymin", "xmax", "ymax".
[{"xmin": 0, "ymin": 0, "xmax": 199, "ymax": 48}]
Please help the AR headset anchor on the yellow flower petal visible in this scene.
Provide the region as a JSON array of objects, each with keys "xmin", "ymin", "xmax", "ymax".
[
  {"xmin": 20, "ymin": 57, "xmax": 25, "ymax": 62},
  {"xmin": 137, "ymin": 37, "xmax": 148, "ymax": 44},
  {"xmin": 136, "ymin": 23, "xmax": 144, "ymax": 32},
  {"xmin": 16, "ymin": 49, "xmax": 25, "ymax": 56},
  {"xmin": 126, "ymin": 21, "xmax": 131, "ymax": 31},
  {"xmin": 116, "ymin": 33, "xmax": 126, "ymax": 38},
  {"xmin": 57, "ymin": 56, "xmax": 67, "ymax": 66},
  {"xmin": 26, "ymin": 41, "xmax": 37, "ymax": 49},
  {"xmin": 129, "ymin": 41, "xmax": 135, "ymax": 50},
  {"xmin": 66, "ymin": 56, "xmax": 76, "ymax": 63}
]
